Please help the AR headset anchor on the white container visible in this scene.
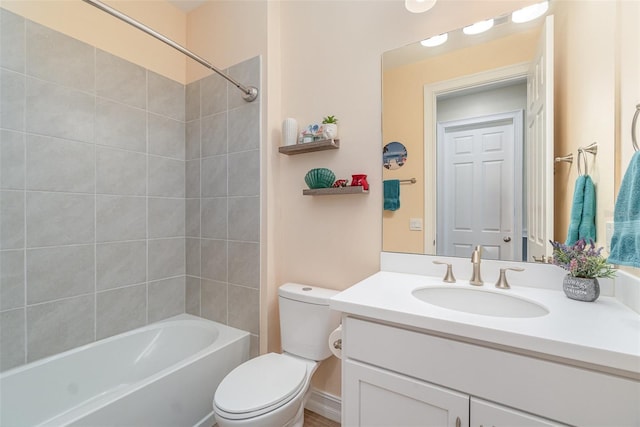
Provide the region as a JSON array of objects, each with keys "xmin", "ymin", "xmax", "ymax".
[
  {"xmin": 282, "ymin": 118, "xmax": 298, "ymax": 146},
  {"xmin": 323, "ymin": 123, "xmax": 338, "ymax": 140}
]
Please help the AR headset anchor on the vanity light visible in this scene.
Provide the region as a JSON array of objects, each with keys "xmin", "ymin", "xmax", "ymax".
[
  {"xmin": 405, "ymin": 0, "xmax": 437, "ymax": 14},
  {"xmin": 462, "ymin": 19, "xmax": 494, "ymax": 35},
  {"xmin": 420, "ymin": 33, "xmax": 448, "ymax": 47},
  {"xmin": 512, "ymin": 1, "xmax": 549, "ymax": 23}
]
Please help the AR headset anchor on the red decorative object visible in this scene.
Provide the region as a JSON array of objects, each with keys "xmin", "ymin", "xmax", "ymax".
[
  {"xmin": 333, "ymin": 179, "xmax": 348, "ymax": 188},
  {"xmin": 351, "ymin": 174, "xmax": 369, "ymax": 190}
]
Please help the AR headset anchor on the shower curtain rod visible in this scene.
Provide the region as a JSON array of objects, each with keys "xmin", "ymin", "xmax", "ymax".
[{"xmin": 82, "ymin": 0, "xmax": 258, "ymax": 102}]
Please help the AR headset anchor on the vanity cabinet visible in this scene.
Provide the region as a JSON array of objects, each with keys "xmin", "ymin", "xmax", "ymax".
[
  {"xmin": 344, "ymin": 360, "xmax": 561, "ymax": 427},
  {"xmin": 341, "ymin": 316, "xmax": 639, "ymax": 426}
]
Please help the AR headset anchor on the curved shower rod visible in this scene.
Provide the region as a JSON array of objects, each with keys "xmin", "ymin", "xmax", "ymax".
[{"xmin": 82, "ymin": 0, "xmax": 258, "ymax": 102}]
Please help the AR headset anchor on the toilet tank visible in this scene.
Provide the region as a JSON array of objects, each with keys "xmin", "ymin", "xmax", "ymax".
[{"xmin": 278, "ymin": 283, "xmax": 341, "ymax": 361}]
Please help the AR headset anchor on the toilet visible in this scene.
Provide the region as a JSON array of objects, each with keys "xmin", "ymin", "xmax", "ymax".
[{"xmin": 213, "ymin": 283, "xmax": 340, "ymax": 427}]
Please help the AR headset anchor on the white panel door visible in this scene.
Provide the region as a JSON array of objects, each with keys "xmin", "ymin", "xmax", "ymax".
[
  {"xmin": 437, "ymin": 111, "xmax": 522, "ymax": 261},
  {"xmin": 526, "ymin": 15, "xmax": 554, "ymax": 260},
  {"xmin": 343, "ymin": 360, "xmax": 469, "ymax": 427}
]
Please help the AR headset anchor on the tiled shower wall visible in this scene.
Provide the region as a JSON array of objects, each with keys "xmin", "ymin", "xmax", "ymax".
[
  {"xmin": 184, "ymin": 57, "xmax": 261, "ymax": 358},
  {"xmin": 0, "ymin": 8, "xmax": 261, "ymax": 371}
]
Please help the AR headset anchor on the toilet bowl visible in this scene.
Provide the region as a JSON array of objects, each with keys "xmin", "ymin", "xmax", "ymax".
[
  {"xmin": 213, "ymin": 353, "xmax": 317, "ymax": 427},
  {"xmin": 213, "ymin": 284, "xmax": 340, "ymax": 427}
]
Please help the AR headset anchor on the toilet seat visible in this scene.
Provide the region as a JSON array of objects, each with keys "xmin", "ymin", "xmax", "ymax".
[{"xmin": 214, "ymin": 353, "xmax": 308, "ymax": 421}]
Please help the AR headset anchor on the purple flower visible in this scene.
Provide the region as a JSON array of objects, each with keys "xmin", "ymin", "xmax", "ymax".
[{"xmin": 549, "ymin": 238, "xmax": 616, "ymax": 279}]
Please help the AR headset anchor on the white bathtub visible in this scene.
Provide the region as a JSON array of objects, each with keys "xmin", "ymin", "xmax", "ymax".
[{"xmin": 0, "ymin": 314, "xmax": 250, "ymax": 427}]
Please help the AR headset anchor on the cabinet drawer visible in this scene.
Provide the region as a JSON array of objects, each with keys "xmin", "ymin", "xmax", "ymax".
[{"xmin": 343, "ymin": 316, "xmax": 640, "ymax": 426}]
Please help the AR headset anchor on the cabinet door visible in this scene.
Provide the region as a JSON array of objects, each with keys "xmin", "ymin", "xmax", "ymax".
[
  {"xmin": 343, "ymin": 360, "xmax": 468, "ymax": 427},
  {"xmin": 471, "ymin": 398, "xmax": 566, "ymax": 427}
]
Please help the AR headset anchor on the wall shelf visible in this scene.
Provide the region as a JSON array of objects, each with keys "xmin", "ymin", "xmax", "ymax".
[
  {"xmin": 279, "ymin": 139, "xmax": 340, "ymax": 155},
  {"xmin": 303, "ymin": 186, "xmax": 368, "ymax": 196}
]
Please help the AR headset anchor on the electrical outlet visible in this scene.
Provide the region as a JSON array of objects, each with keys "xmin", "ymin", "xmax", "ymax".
[{"xmin": 409, "ymin": 218, "xmax": 423, "ymax": 231}]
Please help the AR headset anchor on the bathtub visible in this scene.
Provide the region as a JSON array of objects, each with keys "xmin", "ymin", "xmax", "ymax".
[{"xmin": 0, "ymin": 314, "xmax": 250, "ymax": 427}]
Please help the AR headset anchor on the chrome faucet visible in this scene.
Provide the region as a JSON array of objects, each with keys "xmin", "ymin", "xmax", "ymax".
[{"xmin": 470, "ymin": 245, "xmax": 483, "ymax": 286}]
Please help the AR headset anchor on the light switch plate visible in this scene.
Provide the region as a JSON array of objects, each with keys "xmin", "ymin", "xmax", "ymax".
[{"xmin": 409, "ymin": 218, "xmax": 423, "ymax": 231}]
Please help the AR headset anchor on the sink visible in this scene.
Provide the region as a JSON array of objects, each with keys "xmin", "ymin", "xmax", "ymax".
[{"xmin": 412, "ymin": 287, "xmax": 549, "ymax": 318}]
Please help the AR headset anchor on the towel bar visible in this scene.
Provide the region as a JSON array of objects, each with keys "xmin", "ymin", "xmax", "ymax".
[
  {"xmin": 554, "ymin": 153, "xmax": 573, "ymax": 164},
  {"xmin": 399, "ymin": 178, "xmax": 417, "ymax": 184},
  {"xmin": 577, "ymin": 142, "xmax": 597, "ymax": 176}
]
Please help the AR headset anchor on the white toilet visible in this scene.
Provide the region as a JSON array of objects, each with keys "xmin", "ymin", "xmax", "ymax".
[{"xmin": 213, "ymin": 283, "xmax": 340, "ymax": 427}]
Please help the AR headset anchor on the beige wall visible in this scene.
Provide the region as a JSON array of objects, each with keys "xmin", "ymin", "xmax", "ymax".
[
  {"xmin": 275, "ymin": 0, "xmax": 537, "ymax": 397},
  {"xmin": 1, "ymin": 0, "xmax": 187, "ymax": 83},
  {"xmin": 185, "ymin": 0, "xmax": 268, "ymax": 83},
  {"xmin": 554, "ymin": 0, "xmax": 616, "ymax": 247},
  {"xmin": 382, "ymin": 30, "xmax": 538, "ymax": 254}
]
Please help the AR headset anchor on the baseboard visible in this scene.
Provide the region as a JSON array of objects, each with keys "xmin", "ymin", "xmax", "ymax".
[{"xmin": 305, "ymin": 388, "xmax": 341, "ymax": 424}]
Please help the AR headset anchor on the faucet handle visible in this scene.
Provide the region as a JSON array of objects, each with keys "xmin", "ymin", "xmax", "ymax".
[
  {"xmin": 433, "ymin": 261, "xmax": 456, "ymax": 283},
  {"xmin": 495, "ymin": 267, "xmax": 525, "ymax": 289}
]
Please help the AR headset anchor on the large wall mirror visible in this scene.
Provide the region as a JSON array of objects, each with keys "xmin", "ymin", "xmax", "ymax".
[{"xmin": 382, "ymin": 0, "xmax": 619, "ymax": 263}]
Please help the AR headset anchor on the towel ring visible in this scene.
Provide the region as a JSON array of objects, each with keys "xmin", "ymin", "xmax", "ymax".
[
  {"xmin": 633, "ymin": 104, "xmax": 639, "ymax": 152},
  {"xmin": 577, "ymin": 149, "xmax": 588, "ymax": 176}
]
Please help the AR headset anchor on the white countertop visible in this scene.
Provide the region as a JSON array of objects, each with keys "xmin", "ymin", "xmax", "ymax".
[{"xmin": 330, "ymin": 271, "xmax": 640, "ymax": 377}]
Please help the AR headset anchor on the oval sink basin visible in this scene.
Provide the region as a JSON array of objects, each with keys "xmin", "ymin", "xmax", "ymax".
[{"xmin": 412, "ymin": 287, "xmax": 549, "ymax": 318}]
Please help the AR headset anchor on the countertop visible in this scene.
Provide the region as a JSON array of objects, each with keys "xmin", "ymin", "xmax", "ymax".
[{"xmin": 330, "ymin": 271, "xmax": 640, "ymax": 378}]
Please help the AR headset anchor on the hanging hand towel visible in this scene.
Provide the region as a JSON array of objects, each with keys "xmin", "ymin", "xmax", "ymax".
[
  {"xmin": 565, "ymin": 175, "xmax": 586, "ymax": 245},
  {"xmin": 608, "ymin": 151, "xmax": 640, "ymax": 268},
  {"xmin": 578, "ymin": 175, "xmax": 597, "ymax": 242},
  {"xmin": 384, "ymin": 179, "xmax": 400, "ymax": 211}
]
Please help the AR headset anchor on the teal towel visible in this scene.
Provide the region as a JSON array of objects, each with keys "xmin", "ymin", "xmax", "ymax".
[
  {"xmin": 608, "ymin": 151, "xmax": 640, "ymax": 268},
  {"xmin": 578, "ymin": 175, "xmax": 597, "ymax": 242},
  {"xmin": 384, "ymin": 179, "xmax": 400, "ymax": 211},
  {"xmin": 566, "ymin": 175, "xmax": 586, "ymax": 245}
]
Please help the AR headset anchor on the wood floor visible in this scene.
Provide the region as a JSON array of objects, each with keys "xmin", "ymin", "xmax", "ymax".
[
  {"xmin": 214, "ymin": 410, "xmax": 339, "ymax": 427},
  {"xmin": 303, "ymin": 409, "xmax": 341, "ymax": 427}
]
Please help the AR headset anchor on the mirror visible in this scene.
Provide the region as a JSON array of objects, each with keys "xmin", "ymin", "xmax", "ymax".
[{"xmin": 382, "ymin": 0, "xmax": 617, "ymax": 262}]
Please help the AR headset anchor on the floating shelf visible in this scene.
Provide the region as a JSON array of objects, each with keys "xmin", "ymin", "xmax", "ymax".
[
  {"xmin": 303, "ymin": 186, "xmax": 369, "ymax": 196},
  {"xmin": 279, "ymin": 139, "xmax": 340, "ymax": 155}
]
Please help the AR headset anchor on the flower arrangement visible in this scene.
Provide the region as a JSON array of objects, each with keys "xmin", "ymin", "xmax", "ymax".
[{"xmin": 550, "ymin": 239, "xmax": 616, "ymax": 279}]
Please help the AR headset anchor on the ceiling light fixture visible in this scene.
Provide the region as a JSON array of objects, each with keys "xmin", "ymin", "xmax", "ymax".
[
  {"xmin": 512, "ymin": 1, "xmax": 549, "ymax": 23},
  {"xmin": 405, "ymin": 0, "xmax": 437, "ymax": 14},
  {"xmin": 420, "ymin": 33, "xmax": 448, "ymax": 47},
  {"xmin": 462, "ymin": 19, "xmax": 494, "ymax": 35}
]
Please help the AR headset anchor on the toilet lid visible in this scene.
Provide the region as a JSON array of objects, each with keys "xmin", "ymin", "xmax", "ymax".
[{"xmin": 214, "ymin": 353, "xmax": 308, "ymax": 415}]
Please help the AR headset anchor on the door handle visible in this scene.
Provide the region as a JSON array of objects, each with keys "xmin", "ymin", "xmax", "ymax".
[
  {"xmin": 503, "ymin": 236, "xmax": 511, "ymax": 242},
  {"xmin": 455, "ymin": 416, "xmax": 461, "ymax": 427}
]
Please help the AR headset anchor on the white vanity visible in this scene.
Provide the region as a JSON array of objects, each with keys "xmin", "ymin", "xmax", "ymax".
[{"xmin": 330, "ymin": 253, "xmax": 640, "ymax": 426}]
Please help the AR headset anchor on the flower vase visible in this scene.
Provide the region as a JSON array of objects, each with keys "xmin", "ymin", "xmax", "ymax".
[
  {"xmin": 562, "ymin": 274, "xmax": 600, "ymax": 302},
  {"xmin": 323, "ymin": 123, "xmax": 338, "ymax": 140}
]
